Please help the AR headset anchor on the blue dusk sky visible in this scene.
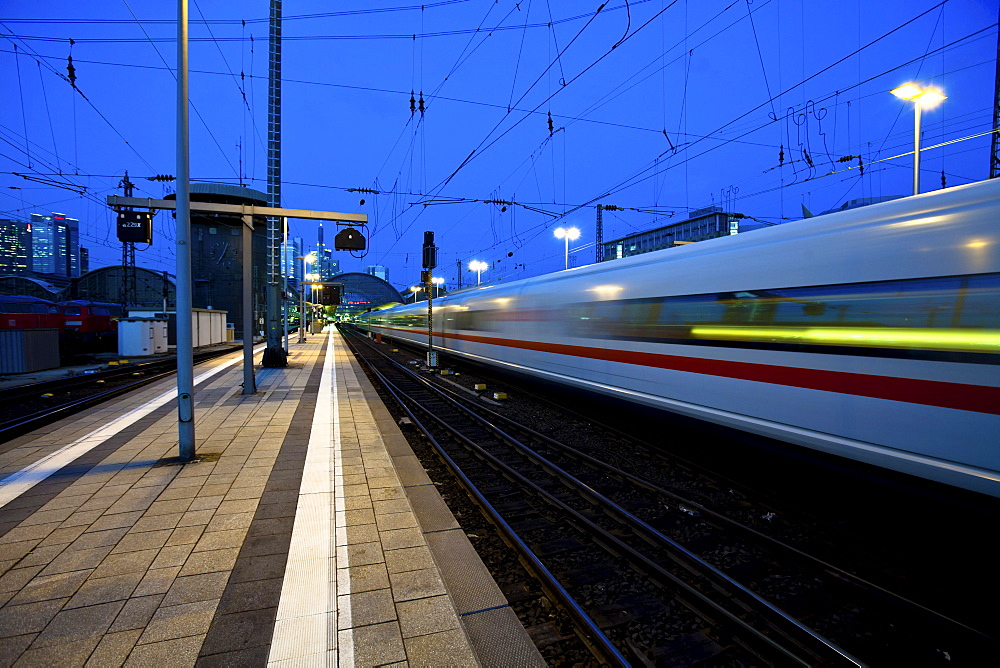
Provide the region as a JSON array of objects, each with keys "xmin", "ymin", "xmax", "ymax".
[{"xmin": 1, "ymin": 0, "xmax": 996, "ymax": 293}]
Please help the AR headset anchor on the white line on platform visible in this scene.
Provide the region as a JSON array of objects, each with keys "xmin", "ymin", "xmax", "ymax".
[
  {"xmin": 269, "ymin": 334, "xmax": 339, "ymax": 664},
  {"xmin": 0, "ymin": 345, "xmax": 266, "ymax": 510}
]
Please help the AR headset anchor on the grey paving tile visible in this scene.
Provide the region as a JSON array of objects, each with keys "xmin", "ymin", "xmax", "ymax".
[
  {"xmin": 187, "ymin": 496, "xmax": 225, "ymax": 513},
  {"xmin": 1, "ymin": 523, "xmax": 62, "ymax": 546},
  {"xmin": 64, "ymin": 572, "xmax": 144, "ymax": 609},
  {"xmin": 150, "ymin": 543, "xmax": 195, "ymax": 570},
  {"xmin": 19, "ymin": 506, "xmax": 77, "ymax": 527},
  {"xmin": 403, "ymin": 627, "xmax": 478, "ymax": 667},
  {"xmin": 197, "ymin": 607, "xmax": 275, "ymax": 655},
  {"xmin": 177, "ymin": 548, "xmax": 239, "ymax": 576},
  {"xmin": 338, "ymin": 621, "xmax": 405, "ymax": 667},
  {"xmin": 396, "ymin": 595, "xmax": 460, "ymax": 639},
  {"xmin": 379, "ymin": 526, "xmax": 423, "ymax": 550},
  {"xmin": 340, "ymin": 523, "xmax": 379, "ymax": 546},
  {"xmin": 85, "ymin": 628, "xmax": 142, "ymax": 667},
  {"xmin": 39, "ymin": 544, "xmax": 115, "ymax": 577},
  {"xmin": 177, "ymin": 509, "xmax": 216, "ymax": 528},
  {"xmin": 90, "ymin": 548, "xmax": 159, "ymax": 579},
  {"xmin": 342, "ymin": 541, "xmax": 384, "ymax": 568},
  {"xmin": 125, "ymin": 633, "xmax": 204, "ymax": 666},
  {"xmin": 86, "ymin": 511, "xmax": 144, "ymax": 533},
  {"xmin": 129, "ymin": 513, "xmax": 183, "ymax": 534},
  {"xmin": 161, "ymin": 571, "xmax": 229, "ymax": 607},
  {"xmin": 0, "ymin": 598, "xmax": 67, "ymax": 639},
  {"xmin": 203, "ymin": 512, "xmax": 252, "ymax": 534},
  {"xmin": 213, "ymin": 499, "xmax": 256, "ymax": 516},
  {"xmin": 339, "ymin": 563, "xmax": 390, "ymax": 595},
  {"xmin": 144, "ymin": 498, "xmax": 194, "ymax": 517},
  {"xmin": 133, "ymin": 566, "xmax": 182, "ymax": 597},
  {"xmin": 343, "ymin": 508, "xmax": 376, "ymax": 526},
  {"xmin": 137, "ymin": 599, "xmax": 218, "ymax": 645},
  {"xmin": 8, "ymin": 569, "xmax": 91, "ymax": 606},
  {"xmin": 110, "ymin": 529, "xmax": 172, "ymax": 554},
  {"xmin": 338, "ymin": 588, "xmax": 396, "ymax": 630},
  {"xmin": 0, "ymin": 539, "xmax": 41, "ymax": 563},
  {"xmin": 17, "ymin": 543, "xmax": 71, "ymax": 569},
  {"xmin": 73, "ymin": 527, "xmax": 131, "ymax": 551},
  {"xmin": 0, "ymin": 565, "xmax": 45, "ymax": 593},
  {"xmin": 165, "ymin": 525, "xmax": 205, "ymax": 547},
  {"xmin": 384, "ymin": 545, "xmax": 435, "ymax": 574},
  {"xmin": 16, "ymin": 635, "xmax": 101, "ymax": 667},
  {"xmin": 376, "ymin": 509, "xmax": 419, "ymax": 532},
  {"xmin": 192, "ymin": 529, "xmax": 246, "ymax": 553},
  {"xmin": 108, "ymin": 594, "xmax": 165, "ymax": 633},
  {"xmin": 0, "ymin": 633, "xmax": 36, "ymax": 666},
  {"xmin": 388, "ymin": 567, "xmax": 447, "ymax": 603},
  {"xmin": 30, "ymin": 599, "xmax": 124, "ymax": 649},
  {"xmin": 227, "ymin": 554, "xmax": 286, "ymax": 584},
  {"xmin": 35, "ymin": 524, "xmax": 88, "ymax": 549},
  {"xmin": 373, "ymin": 499, "xmax": 411, "ymax": 516},
  {"xmin": 58, "ymin": 510, "xmax": 105, "ymax": 529},
  {"xmin": 215, "ymin": 577, "xmax": 282, "ymax": 615}
]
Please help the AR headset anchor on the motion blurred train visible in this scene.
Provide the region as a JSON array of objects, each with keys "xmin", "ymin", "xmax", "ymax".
[{"xmin": 364, "ymin": 179, "xmax": 1000, "ymax": 498}]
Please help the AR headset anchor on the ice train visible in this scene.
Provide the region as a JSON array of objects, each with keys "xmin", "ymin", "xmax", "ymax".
[{"xmin": 364, "ymin": 179, "xmax": 1000, "ymax": 498}]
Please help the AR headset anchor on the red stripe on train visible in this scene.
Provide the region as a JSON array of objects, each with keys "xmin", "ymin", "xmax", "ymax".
[{"xmin": 375, "ymin": 326, "xmax": 1000, "ymax": 415}]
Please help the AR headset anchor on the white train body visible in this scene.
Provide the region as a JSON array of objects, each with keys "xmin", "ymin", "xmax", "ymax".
[{"xmin": 367, "ymin": 179, "xmax": 1000, "ymax": 497}]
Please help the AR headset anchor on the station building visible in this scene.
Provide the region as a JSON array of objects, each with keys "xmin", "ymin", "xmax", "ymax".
[{"xmin": 600, "ymin": 206, "xmax": 770, "ymax": 261}]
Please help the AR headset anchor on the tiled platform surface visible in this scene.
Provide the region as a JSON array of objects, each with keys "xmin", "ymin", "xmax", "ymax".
[{"xmin": 0, "ymin": 330, "xmax": 543, "ymax": 666}]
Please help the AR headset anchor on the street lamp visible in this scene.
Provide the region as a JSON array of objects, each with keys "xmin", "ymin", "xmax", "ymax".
[
  {"xmin": 554, "ymin": 226, "xmax": 580, "ymax": 270},
  {"xmin": 890, "ymin": 83, "xmax": 946, "ymax": 195},
  {"xmin": 431, "ymin": 276, "xmax": 444, "ymax": 297},
  {"xmin": 410, "ymin": 285, "xmax": 421, "ymax": 302},
  {"xmin": 297, "ymin": 253, "xmax": 315, "ymax": 343},
  {"xmin": 468, "ymin": 260, "xmax": 488, "ymax": 285}
]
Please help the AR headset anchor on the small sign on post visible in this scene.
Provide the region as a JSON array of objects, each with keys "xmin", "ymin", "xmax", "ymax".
[{"xmin": 116, "ymin": 210, "xmax": 154, "ymax": 244}]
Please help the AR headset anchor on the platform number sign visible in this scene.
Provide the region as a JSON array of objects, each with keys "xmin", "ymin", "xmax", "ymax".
[
  {"xmin": 319, "ymin": 285, "xmax": 341, "ymax": 306},
  {"xmin": 116, "ymin": 210, "xmax": 154, "ymax": 244}
]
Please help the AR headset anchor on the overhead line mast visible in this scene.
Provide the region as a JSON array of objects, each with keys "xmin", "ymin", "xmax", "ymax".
[{"xmin": 263, "ymin": 0, "xmax": 285, "ymax": 366}]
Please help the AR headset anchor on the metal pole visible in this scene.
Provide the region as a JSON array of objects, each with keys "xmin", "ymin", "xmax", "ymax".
[
  {"xmin": 426, "ymin": 271, "xmax": 435, "ymax": 367},
  {"xmin": 176, "ymin": 0, "xmax": 195, "ymax": 460},
  {"xmin": 298, "ymin": 257, "xmax": 306, "ymax": 343},
  {"xmin": 282, "ymin": 219, "xmax": 288, "ymax": 353},
  {"xmin": 242, "ymin": 214, "xmax": 256, "ymax": 394},
  {"xmin": 913, "ymin": 100, "xmax": 922, "ymax": 196},
  {"xmin": 564, "ymin": 237, "xmax": 570, "ymax": 270}
]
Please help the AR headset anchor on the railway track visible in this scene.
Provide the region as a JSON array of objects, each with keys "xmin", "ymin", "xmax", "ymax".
[
  {"xmin": 343, "ymin": 327, "xmax": 1000, "ymax": 666},
  {"xmin": 0, "ymin": 345, "xmax": 242, "ymax": 445}
]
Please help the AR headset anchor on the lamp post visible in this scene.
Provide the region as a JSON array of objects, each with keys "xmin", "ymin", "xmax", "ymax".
[
  {"xmin": 410, "ymin": 285, "xmax": 421, "ymax": 302},
  {"xmin": 890, "ymin": 83, "xmax": 946, "ymax": 196},
  {"xmin": 554, "ymin": 226, "xmax": 580, "ymax": 270},
  {"xmin": 431, "ymin": 276, "xmax": 444, "ymax": 297},
  {"xmin": 468, "ymin": 260, "xmax": 487, "ymax": 285},
  {"xmin": 297, "ymin": 253, "xmax": 315, "ymax": 343}
]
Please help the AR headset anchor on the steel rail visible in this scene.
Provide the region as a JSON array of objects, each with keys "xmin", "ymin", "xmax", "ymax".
[
  {"xmin": 344, "ymin": 329, "xmax": 848, "ymax": 665},
  {"xmin": 346, "ymin": 342, "xmax": 630, "ymax": 666}
]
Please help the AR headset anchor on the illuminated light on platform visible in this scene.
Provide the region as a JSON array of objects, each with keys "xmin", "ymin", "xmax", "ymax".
[{"xmin": 689, "ymin": 326, "xmax": 1000, "ymax": 353}]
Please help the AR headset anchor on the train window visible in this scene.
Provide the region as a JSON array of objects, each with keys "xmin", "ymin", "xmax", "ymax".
[
  {"xmin": 63, "ymin": 307, "xmax": 82, "ymax": 316},
  {"xmin": 567, "ymin": 273, "xmax": 998, "ymax": 356}
]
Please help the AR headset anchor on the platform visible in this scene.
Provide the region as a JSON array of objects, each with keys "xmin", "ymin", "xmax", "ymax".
[{"xmin": 0, "ymin": 330, "xmax": 542, "ymax": 666}]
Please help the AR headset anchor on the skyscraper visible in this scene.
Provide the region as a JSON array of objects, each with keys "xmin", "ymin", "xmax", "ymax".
[
  {"xmin": 30, "ymin": 212, "xmax": 81, "ymax": 277},
  {"xmin": 0, "ymin": 219, "xmax": 32, "ymax": 274},
  {"xmin": 365, "ymin": 265, "xmax": 388, "ymax": 282},
  {"xmin": 315, "ymin": 224, "xmax": 340, "ymax": 281}
]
